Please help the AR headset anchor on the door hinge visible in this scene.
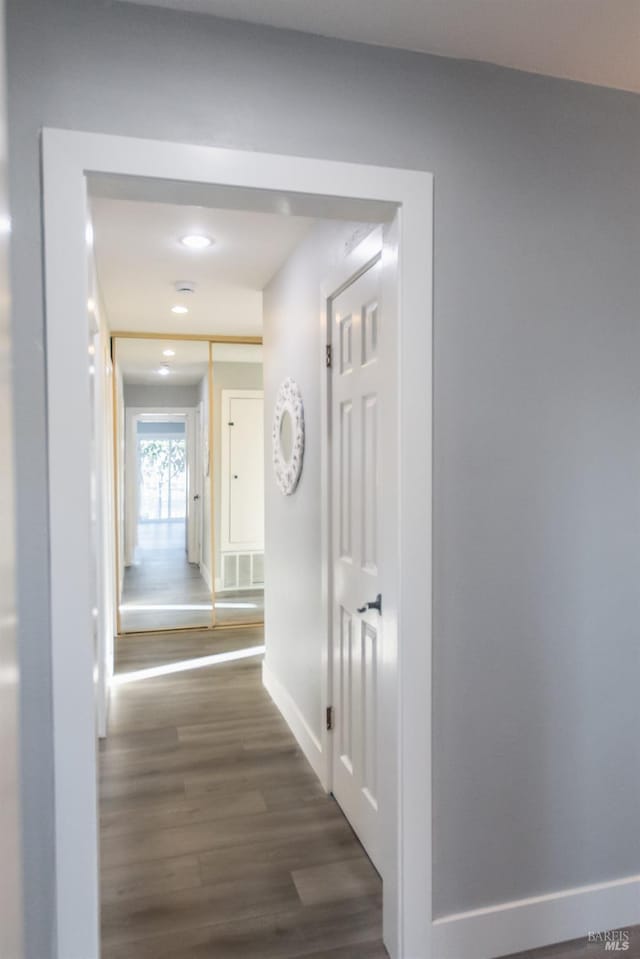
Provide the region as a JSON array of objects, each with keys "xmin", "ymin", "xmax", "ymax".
[
  {"xmin": 325, "ymin": 344, "xmax": 332, "ymax": 368},
  {"xmin": 326, "ymin": 706, "xmax": 334, "ymax": 731}
]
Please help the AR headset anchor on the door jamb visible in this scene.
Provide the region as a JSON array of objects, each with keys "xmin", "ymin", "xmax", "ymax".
[
  {"xmin": 320, "ymin": 226, "xmax": 401, "ymax": 951},
  {"xmin": 41, "ymin": 128, "xmax": 433, "ymax": 959},
  {"xmin": 319, "ymin": 224, "xmax": 386, "ymax": 792}
]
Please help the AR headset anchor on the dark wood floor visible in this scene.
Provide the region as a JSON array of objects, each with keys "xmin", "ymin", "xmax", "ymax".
[
  {"xmin": 100, "ymin": 627, "xmax": 639, "ymax": 959},
  {"xmin": 99, "ymin": 627, "xmax": 386, "ymax": 958}
]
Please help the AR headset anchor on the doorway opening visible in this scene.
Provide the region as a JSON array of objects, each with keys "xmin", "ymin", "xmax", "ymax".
[
  {"xmin": 111, "ymin": 331, "xmax": 266, "ymax": 634},
  {"xmin": 42, "ymin": 130, "xmax": 433, "ymax": 959},
  {"xmin": 121, "ymin": 408, "xmax": 209, "ymax": 632}
]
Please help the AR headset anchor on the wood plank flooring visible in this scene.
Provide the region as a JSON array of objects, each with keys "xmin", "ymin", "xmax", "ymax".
[
  {"xmin": 100, "ymin": 627, "xmax": 386, "ymax": 958},
  {"xmin": 101, "ymin": 627, "xmax": 639, "ymax": 959}
]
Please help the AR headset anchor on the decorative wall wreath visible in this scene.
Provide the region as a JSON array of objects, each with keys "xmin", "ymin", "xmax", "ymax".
[{"xmin": 272, "ymin": 378, "xmax": 305, "ymax": 496}]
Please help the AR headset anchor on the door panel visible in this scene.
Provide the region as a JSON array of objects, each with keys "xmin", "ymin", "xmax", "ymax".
[
  {"xmin": 331, "ymin": 256, "xmax": 383, "ymax": 872},
  {"xmin": 228, "ymin": 395, "xmax": 264, "ymax": 548},
  {"xmin": 217, "ymin": 381, "xmax": 265, "ymax": 627}
]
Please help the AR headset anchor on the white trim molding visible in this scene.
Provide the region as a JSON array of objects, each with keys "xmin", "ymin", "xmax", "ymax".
[
  {"xmin": 262, "ymin": 662, "xmax": 327, "ymax": 789},
  {"xmin": 42, "ymin": 127, "xmax": 433, "ymax": 959},
  {"xmin": 432, "ymin": 874, "xmax": 640, "ymax": 959}
]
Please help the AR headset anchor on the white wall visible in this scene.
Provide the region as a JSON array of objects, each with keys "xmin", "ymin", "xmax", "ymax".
[
  {"xmin": 89, "ymin": 273, "xmax": 116, "ymax": 740},
  {"xmin": 198, "ymin": 370, "xmax": 212, "ymax": 587},
  {"xmin": 213, "ymin": 360, "xmax": 263, "ymax": 585},
  {"xmin": 0, "ymin": 0, "xmax": 23, "ymax": 953},
  {"xmin": 263, "ymin": 220, "xmax": 372, "ymax": 751}
]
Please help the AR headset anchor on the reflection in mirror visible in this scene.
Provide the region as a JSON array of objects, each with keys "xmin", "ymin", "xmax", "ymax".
[
  {"xmin": 279, "ymin": 409, "xmax": 293, "ymax": 463},
  {"xmin": 212, "ymin": 342, "xmax": 264, "ymax": 626},
  {"xmin": 115, "ymin": 338, "xmax": 212, "ymax": 632}
]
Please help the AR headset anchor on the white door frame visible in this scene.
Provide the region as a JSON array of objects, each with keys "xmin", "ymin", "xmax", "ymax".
[
  {"xmin": 42, "ymin": 128, "xmax": 433, "ymax": 959},
  {"xmin": 319, "ymin": 224, "xmax": 392, "ymax": 852}
]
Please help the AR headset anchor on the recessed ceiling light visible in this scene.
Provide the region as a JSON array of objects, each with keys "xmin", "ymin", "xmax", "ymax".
[
  {"xmin": 158, "ymin": 364, "xmax": 171, "ymax": 376},
  {"xmin": 171, "ymin": 304, "xmax": 189, "ymax": 315},
  {"xmin": 180, "ymin": 234, "xmax": 213, "ymax": 250},
  {"xmin": 162, "ymin": 349, "xmax": 175, "ymax": 357}
]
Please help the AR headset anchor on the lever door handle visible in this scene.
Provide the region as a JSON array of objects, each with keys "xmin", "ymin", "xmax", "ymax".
[{"xmin": 357, "ymin": 593, "xmax": 382, "ymax": 615}]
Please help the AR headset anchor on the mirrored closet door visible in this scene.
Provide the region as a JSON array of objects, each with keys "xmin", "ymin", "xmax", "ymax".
[
  {"xmin": 113, "ymin": 335, "xmax": 264, "ymax": 634},
  {"xmin": 211, "ymin": 342, "xmax": 264, "ymax": 627},
  {"xmin": 113, "ymin": 337, "xmax": 212, "ymax": 632}
]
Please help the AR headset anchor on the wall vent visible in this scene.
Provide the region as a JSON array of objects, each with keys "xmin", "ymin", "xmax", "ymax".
[{"xmin": 221, "ymin": 551, "xmax": 264, "ymax": 591}]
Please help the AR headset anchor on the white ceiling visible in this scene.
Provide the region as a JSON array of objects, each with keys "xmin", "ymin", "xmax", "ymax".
[
  {"xmin": 90, "ymin": 197, "xmax": 314, "ymax": 334},
  {"xmin": 116, "ymin": 338, "xmax": 263, "ymax": 385},
  {"xmin": 120, "ymin": 0, "xmax": 640, "ymax": 93}
]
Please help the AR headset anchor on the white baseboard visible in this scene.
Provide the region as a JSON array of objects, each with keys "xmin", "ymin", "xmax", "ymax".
[
  {"xmin": 200, "ymin": 561, "xmax": 212, "ymax": 591},
  {"xmin": 215, "ymin": 581, "xmax": 263, "ymax": 593},
  {"xmin": 432, "ymin": 873, "xmax": 640, "ymax": 958},
  {"xmin": 262, "ymin": 661, "xmax": 328, "ymax": 789}
]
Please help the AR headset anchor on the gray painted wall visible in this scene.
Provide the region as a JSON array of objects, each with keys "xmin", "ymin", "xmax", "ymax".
[
  {"xmin": 124, "ymin": 383, "xmax": 200, "ymax": 409},
  {"xmin": 0, "ymin": 0, "xmax": 24, "ymax": 954},
  {"xmin": 6, "ymin": 0, "xmax": 640, "ymax": 950}
]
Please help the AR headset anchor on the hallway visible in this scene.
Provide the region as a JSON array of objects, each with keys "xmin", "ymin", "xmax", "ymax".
[
  {"xmin": 121, "ymin": 522, "xmax": 265, "ymax": 631},
  {"xmin": 121, "ymin": 521, "xmax": 212, "ymax": 631},
  {"xmin": 99, "ymin": 628, "xmax": 386, "ymax": 958}
]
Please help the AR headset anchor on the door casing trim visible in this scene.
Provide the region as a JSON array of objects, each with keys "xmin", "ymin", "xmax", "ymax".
[{"xmin": 41, "ymin": 127, "xmax": 434, "ymax": 959}]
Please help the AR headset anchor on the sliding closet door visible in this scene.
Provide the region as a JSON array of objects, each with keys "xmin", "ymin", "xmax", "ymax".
[
  {"xmin": 211, "ymin": 342, "xmax": 264, "ymax": 626},
  {"xmin": 114, "ymin": 337, "xmax": 213, "ymax": 632}
]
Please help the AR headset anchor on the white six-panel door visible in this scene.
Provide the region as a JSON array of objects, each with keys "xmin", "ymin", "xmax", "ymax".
[{"xmin": 330, "ymin": 255, "xmax": 383, "ymax": 873}]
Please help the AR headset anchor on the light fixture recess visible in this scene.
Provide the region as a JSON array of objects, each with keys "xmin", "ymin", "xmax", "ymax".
[
  {"xmin": 158, "ymin": 364, "xmax": 171, "ymax": 377},
  {"xmin": 180, "ymin": 234, "xmax": 213, "ymax": 250},
  {"xmin": 174, "ymin": 280, "xmax": 197, "ymax": 294},
  {"xmin": 162, "ymin": 348, "xmax": 176, "ymax": 357},
  {"xmin": 171, "ymin": 305, "xmax": 189, "ymax": 315}
]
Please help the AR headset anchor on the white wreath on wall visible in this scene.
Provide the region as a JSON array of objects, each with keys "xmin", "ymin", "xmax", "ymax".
[{"xmin": 272, "ymin": 378, "xmax": 305, "ymax": 496}]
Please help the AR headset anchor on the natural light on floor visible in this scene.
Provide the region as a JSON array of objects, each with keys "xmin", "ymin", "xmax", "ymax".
[
  {"xmin": 111, "ymin": 644, "xmax": 266, "ymax": 686},
  {"xmin": 119, "ymin": 602, "xmax": 259, "ymax": 611}
]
